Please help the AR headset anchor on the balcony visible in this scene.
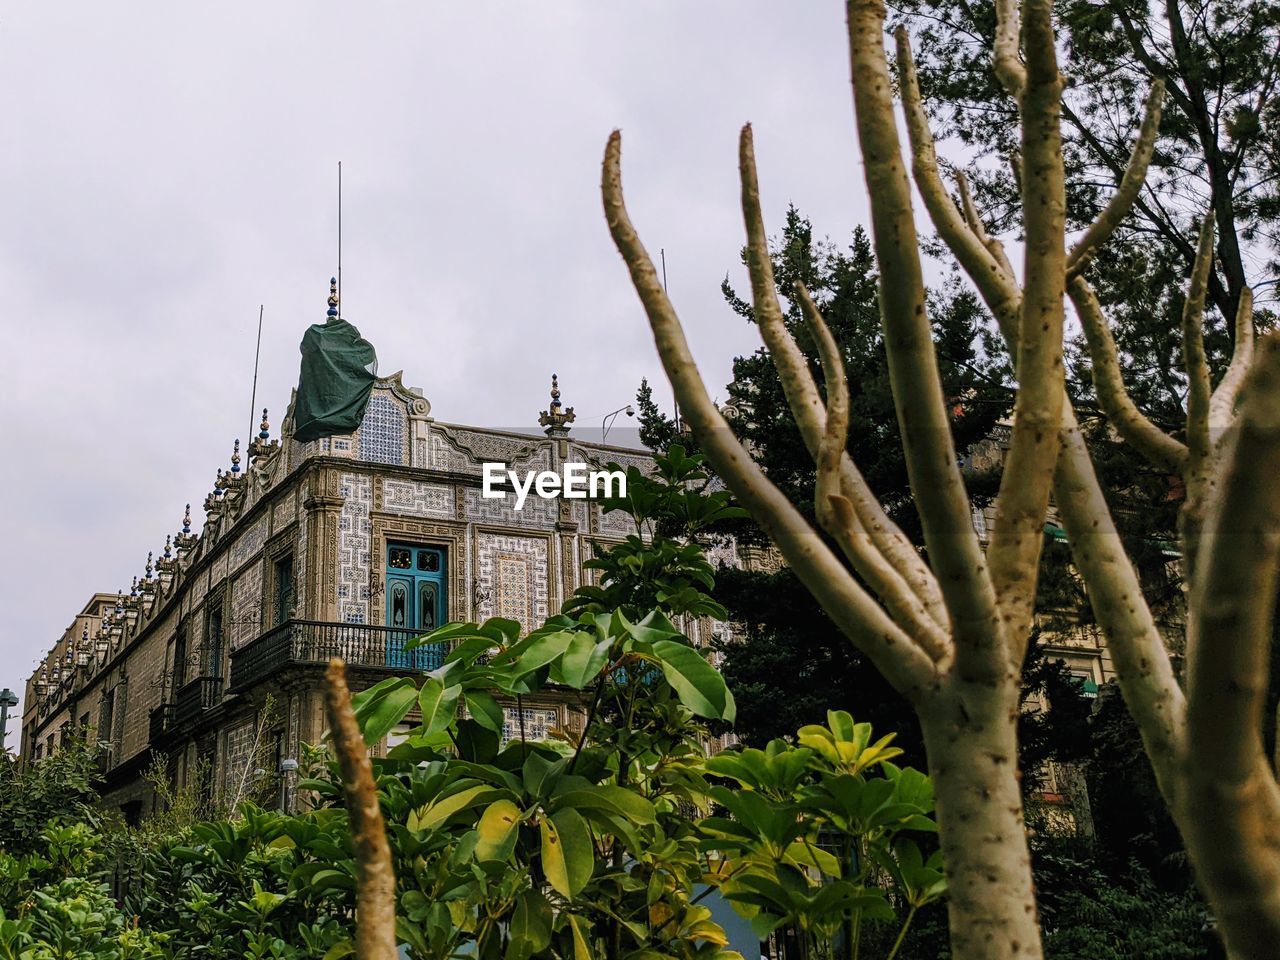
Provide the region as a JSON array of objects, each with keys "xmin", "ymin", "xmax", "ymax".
[
  {"xmin": 229, "ymin": 619, "xmax": 446, "ymax": 693},
  {"xmin": 172, "ymin": 675, "xmax": 224, "ymax": 730}
]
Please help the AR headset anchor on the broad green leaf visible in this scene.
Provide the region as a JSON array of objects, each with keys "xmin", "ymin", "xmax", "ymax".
[
  {"xmin": 321, "ymin": 942, "xmax": 355, "ymax": 960},
  {"xmin": 783, "ymin": 840, "xmax": 841, "ymax": 876},
  {"xmin": 523, "ymin": 751, "xmax": 567, "ymax": 798},
  {"xmin": 550, "ymin": 808, "xmax": 594, "ymax": 898},
  {"xmin": 351, "ymin": 677, "xmax": 418, "ymax": 746},
  {"xmin": 539, "ymin": 812, "xmax": 593, "ymax": 900},
  {"xmin": 464, "ymin": 689, "xmax": 504, "ymax": 733},
  {"xmin": 474, "ymin": 799, "xmax": 521, "ymax": 861},
  {"xmin": 540, "ymin": 816, "xmax": 570, "ymax": 899},
  {"xmin": 410, "ymin": 784, "xmax": 504, "ymax": 831},
  {"xmin": 566, "ymin": 914, "xmax": 592, "ymax": 960},
  {"xmin": 419, "ymin": 678, "xmax": 461, "ymax": 735},
  {"xmin": 481, "ymin": 617, "xmax": 525, "ymax": 644},
  {"xmin": 446, "ymin": 635, "xmax": 501, "ymax": 664},
  {"xmin": 510, "ymin": 630, "xmax": 577, "ymax": 676},
  {"xmin": 617, "ymin": 609, "xmax": 683, "ymax": 645},
  {"xmin": 407, "ymin": 621, "xmax": 485, "ymax": 650},
  {"xmin": 552, "ymin": 785, "xmax": 657, "ymax": 824},
  {"xmin": 554, "ymin": 632, "xmax": 612, "ymax": 688},
  {"xmin": 507, "ymin": 887, "xmax": 553, "ymax": 960},
  {"xmin": 651, "ymin": 640, "xmax": 736, "ymax": 721}
]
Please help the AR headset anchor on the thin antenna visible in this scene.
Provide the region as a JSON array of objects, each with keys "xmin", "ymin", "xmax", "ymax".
[
  {"xmin": 337, "ymin": 161, "xmax": 343, "ymax": 317},
  {"xmin": 248, "ymin": 304, "xmax": 264, "ymax": 443}
]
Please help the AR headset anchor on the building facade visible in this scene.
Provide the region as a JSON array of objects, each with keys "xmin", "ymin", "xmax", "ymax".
[
  {"xmin": 20, "ymin": 300, "xmax": 1135, "ymax": 831},
  {"xmin": 20, "ymin": 332, "xmax": 714, "ymax": 818}
]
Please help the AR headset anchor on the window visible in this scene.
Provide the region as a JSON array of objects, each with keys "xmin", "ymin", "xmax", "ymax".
[
  {"xmin": 98, "ymin": 689, "xmax": 115, "ymax": 749},
  {"xmin": 205, "ymin": 607, "xmax": 224, "ymax": 678},
  {"xmin": 273, "ymin": 554, "xmax": 295, "ymax": 626},
  {"xmin": 173, "ymin": 626, "xmax": 188, "ymax": 688}
]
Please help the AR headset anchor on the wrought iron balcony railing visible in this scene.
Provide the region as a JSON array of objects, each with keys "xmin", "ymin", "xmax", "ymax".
[
  {"xmin": 171, "ymin": 675, "xmax": 224, "ymax": 730},
  {"xmin": 229, "ymin": 619, "xmax": 446, "ymax": 693}
]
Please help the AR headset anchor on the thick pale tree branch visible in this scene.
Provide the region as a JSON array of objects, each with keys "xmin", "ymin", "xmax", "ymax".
[
  {"xmin": 737, "ymin": 124, "xmax": 949, "ymax": 630},
  {"xmin": 1180, "ymin": 219, "xmax": 1218, "ymax": 579},
  {"xmin": 1051, "ymin": 410, "xmax": 1187, "ymax": 801},
  {"xmin": 985, "ymin": 0, "xmax": 1067, "ymax": 662},
  {"xmin": 1209, "ymin": 287, "xmax": 1256, "ymax": 431},
  {"xmin": 896, "ymin": 30, "xmax": 1021, "ymax": 342},
  {"xmin": 1066, "ymin": 81, "xmax": 1165, "ymax": 278},
  {"xmin": 847, "ymin": 0, "xmax": 1002, "ymax": 681},
  {"xmin": 897, "ymin": 14, "xmax": 1184, "ymax": 777},
  {"xmin": 325, "ymin": 659, "xmax": 397, "ymax": 960},
  {"xmin": 603, "ymin": 130, "xmax": 937, "ymax": 700},
  {"xmin": 1183, "ymin": 335, "xmax": 1280, "ymax": 960},
  {"xmin": 993, "ymin": 0, "xmax": 1026, "ymax": 97},
  {"xmin": 1069, "ymin": 275, "xmax": 1189, "ymax": 472},
  {"xmin": 1183, "ymin": 218, "xmax": 1216, "ymax": 481},
  {"xmin": 799, "ymin": 283, "xmax": 953, "ymax": 664},
  {"xmin": 955, "ymin": 170, "xmax": 1017, "ymax": 285}
]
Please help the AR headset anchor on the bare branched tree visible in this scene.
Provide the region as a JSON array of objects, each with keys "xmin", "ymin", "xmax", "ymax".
[{"xmin": 602, "ymin": 1, "xmax": 1280, "ymax": 957}]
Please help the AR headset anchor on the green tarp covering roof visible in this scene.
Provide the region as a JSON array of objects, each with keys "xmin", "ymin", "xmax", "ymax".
[{"xmin": 292, "ymin": 284, "xmax": 378, "ymax": 443}]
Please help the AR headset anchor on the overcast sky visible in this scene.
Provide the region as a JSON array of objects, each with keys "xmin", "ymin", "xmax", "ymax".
[{"xmin": 0, "ymin": 2, "xmax": 878, "ymax": 748}]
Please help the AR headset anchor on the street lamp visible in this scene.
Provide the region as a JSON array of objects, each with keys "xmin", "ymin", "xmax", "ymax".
[
  {"xmin": 0, "ymin": 689, "xmax": 19, "ymax": 752},
  {"xmin": 279, "ymin": 757, "xmax": 299, "ymax": 813},
  {"xmin": 601, "ymin": 404, "xmax": 635, "ymax": 445}
]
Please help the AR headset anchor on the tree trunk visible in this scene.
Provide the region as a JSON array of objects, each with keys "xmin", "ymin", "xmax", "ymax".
[{"xmin": 920, "ymin": 681, "xmax": 1042, "ymax": 960}]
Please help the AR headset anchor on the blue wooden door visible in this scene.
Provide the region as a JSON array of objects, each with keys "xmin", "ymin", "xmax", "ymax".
[{"xmin": 386, "ymin": 544, "xmax": 447, "ymax": 670}]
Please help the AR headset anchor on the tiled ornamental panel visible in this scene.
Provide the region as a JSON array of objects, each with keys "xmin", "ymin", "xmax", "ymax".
[
  {"xmin": 568, "ymin": 446, "xmax": 654, "ymax": 476},
  {"xmin": 598, "ymin": 505, "xmax": 639, "ymax": 537},
  {"xmin": 501, "ymin": 707, "xmax": 559, "ymax": 744},
  {"xmin": 476, "ymin": 533, "xmax": 549, "ymax": 628},
  {"xmin": 211, "ymin": 551, "xmax": 228, "ymax": 585},
  {"xmin": 338, "ymin": 474, "xmax": 372, "ymax": 624},
  {"xmin": 272, "ymin": 490, "xmax": 297, "ymax": 532},
  {"xmin": 383, "ymin": 479, "xmax": 453, "ymax": 518},
  {"xmin": 295, "ymin": 481, "xmax": 308, "ymax": 616},
  {"xmin": 230, "ymin": 560, "xmax": 263, "ymax": 648},
  {"xmin": 222, "ymin": 719, "xmax": 256, "ymax": 800},
  {"xmin": 463, "ymin": 487, "xmax": 558, "ymax": 528},
  {"xmin": 427, "ymin": 428, "xmax": 550, "ymax": 477},
  {"xmin": 358, "ymin": 392, "xmax": 408, "ymax": 466},
  {"xmin": 190, "ymin": 569, "xmax": 209, "ymax": 609},
  {"xmin": 231, "ymin": 516, "xmax": 267, "ymax": 571}
]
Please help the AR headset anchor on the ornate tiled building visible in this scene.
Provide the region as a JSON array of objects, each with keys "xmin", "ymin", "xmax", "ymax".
[{"xmin": 19, "ymin": 289, "xmax": 727, "ymax": 820}]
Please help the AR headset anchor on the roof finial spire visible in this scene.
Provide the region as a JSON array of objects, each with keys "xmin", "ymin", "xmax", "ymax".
[
  {"xmin": 176, "ymin": 503, "xmax": 197, "ymax": 553},
  {"xmin": 538, "ymin": 372, "xmax": 576, "ymax": 437},
  {"xmin": 250, "ymin": 408, "xmax": 276, "ymax": 462},
  {"xmin": 327, "ymin": 276, "xmax": 339, "ymax": 319}
]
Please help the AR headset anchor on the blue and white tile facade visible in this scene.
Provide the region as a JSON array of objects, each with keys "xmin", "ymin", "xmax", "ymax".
[
  {"xmin": 337, "ymin": 474, "xmax": 373, "ymax": 624},
  {"xmin": 230, "ymin": 560, "xmax": 263, "ymax": 648},
  {"xmin": 230, "ymin": 516, "xmax": 267, "ymax": 572},
  {"xmin": 475, "ymin": 533, "xmax": 551, "ymax": 626},
  {"xmin": 358, "ymin": 392, "xmax": 408, "ymax": 466},
  {"xmin": 383, "ymin": 479, "xmax": 453, "ymax": 518}
]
